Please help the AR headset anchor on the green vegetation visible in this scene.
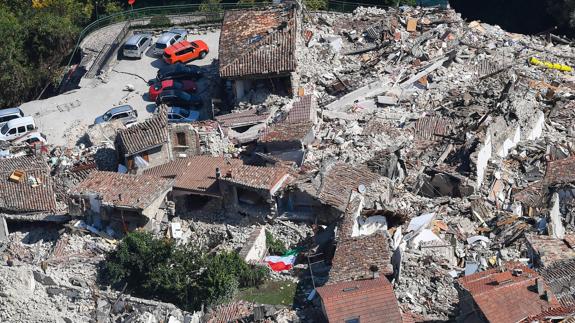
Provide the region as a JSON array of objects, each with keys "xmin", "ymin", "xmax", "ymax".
[
  {"xmin": 265, "ymin": 230, "xmax": 287, "ymax": 255},
  {"xmin": 236, "ymin": 280, "xmax": 297, "ymax": 305},
  {"xmin": 148, "ymin": 15, "xmax": 172, "ymax": 28},
  {"xmin": 100, "ymin": 231, "xmax": 268, "ymax": 311}
]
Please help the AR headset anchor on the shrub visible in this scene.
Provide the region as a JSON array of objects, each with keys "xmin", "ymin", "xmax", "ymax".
[
  {"xmin": 148, "ymin": 15, "xmax": 171, "ymax": 28},
  {"xmin": 266, "ymin": 230, "xmax": 287, "ymax": 255}
]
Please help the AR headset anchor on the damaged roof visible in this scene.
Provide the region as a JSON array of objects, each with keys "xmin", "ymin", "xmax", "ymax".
[
  {"xmin": 316, "ymin": 277, "xmax": 403, "ymax": 323},
  {"xmin": 0, "ymin": 156, "xmax": 57, "ymax": 213},
  {"xmin": 144, "ymin": 156, "xmax": 242, "ymax": 197},
  {"xmin": 285, "ymin": 95, "xmax": 316, "ymax": 124},
  {"xmin": 301, "ymin": 163, "xmax": 381, "ymax": 212},
  {"xmin": 116, "ymin": 107, "xmax": 168, "ymax": 156},
  {"xmin": 219, "ymin": 4, "xmax": 297, "ymax": 78},
  {"xmin": 541, "ymin": 258, "xmax": 575, "ymax": 306},
  {"xmin": 328, "ymin": 193, "xmax": 393, "ymax": 283},
  {"xmin": 219, "ymin": 164, "xmax": 291, "ymax": 192},
  {"xmin": 525, "ymin": 233, "xmax": 575, "ymax": 267},
  {"xmin": 543, "ymin": 155, "xmax": 575, "ymax": 186},
  {"xmin": 70, "ymin": 171, "xmax": 173, "ymax": 210},
  {"xmin": 458, "ymin": 263, "xmax": 559, "ymax": 323},
  {"xmin": 259, "ymin": 122, "xmax": 314, "ymax": 143},
  {"xmin": 215, "ymin": 109, "xmax": 270, "ymax": 128}
]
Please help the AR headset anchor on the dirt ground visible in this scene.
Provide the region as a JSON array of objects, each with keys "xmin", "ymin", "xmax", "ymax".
[{"xmin": 20, "ymin": 30, "xmax": 221, "ymax": 148}]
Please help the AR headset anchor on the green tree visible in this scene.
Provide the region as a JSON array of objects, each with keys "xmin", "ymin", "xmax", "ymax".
[
  {"xmin": 199, "ymin": 0, "xmax": 222, "ymax": 13},
  {"xmin": 303, "ymin": 0, "xmax": 328, "ymax": 10}
]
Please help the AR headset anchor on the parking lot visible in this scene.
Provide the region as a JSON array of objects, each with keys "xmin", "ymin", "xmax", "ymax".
[{"xmin": 20, "ymin": 29, "xmax": 220, "ymax": 147}]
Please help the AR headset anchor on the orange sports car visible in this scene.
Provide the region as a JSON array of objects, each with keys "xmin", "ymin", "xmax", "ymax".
[{"xmin": 163, "ymin": 40, "xmax": 209, "ymax": 64}]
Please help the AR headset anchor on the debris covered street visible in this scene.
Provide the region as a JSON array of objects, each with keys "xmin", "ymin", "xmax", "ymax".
[{"xmin": 3, "ymin": 2, "xmax": 575, "ymax": 323}]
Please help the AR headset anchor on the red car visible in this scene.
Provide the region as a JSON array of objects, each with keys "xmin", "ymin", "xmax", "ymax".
[
  {"xmin": 163, "ymin": 40, "xmax": 209, "ymax": 64},
  {"xmin": 148, "ymin": 79, "xmax": 197, "ymax": 101}
]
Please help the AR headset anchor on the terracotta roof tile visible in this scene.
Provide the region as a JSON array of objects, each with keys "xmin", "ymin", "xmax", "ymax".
[
  {"xmin": 544, "ymin": 155, "xmax": 575, "ymax": 186},
  {"xmin": 0, "ymin": 156, "xmax": 57, "ymax": 213},
  {"xmin": 315, "ymin": 163, "xmax": 381, "ymax": 212},
  {"xmin": 144, "ymin": 156, "xmax": 242, "ymax": 196},
  {"xmin": 317, "ymin": 277, "xmax": 403, "ymax": 323},
  {"xmin": 70, "ymin": 171, "xmax": 173, "ymax": 210},
  {"xmin": 525, "ymin": 234, "xmax": 575, "ymax": 267},
  {"xmin": 328, "ymin": 194, "xmax": 393, "ymax": 283},
  {"xmin": 285, "ymin": 95, "xmax": 316, "ymax": 124},
  {"xmin": 521, "ymin": 305, "xmax": 575, "ymax": 322},
  {"xmin": 458, "ymin": 263, "xmax": 559, "ymax": 323},
  {"xmin": 259, "ymin": 122, "xmax": 313, "ymax": 143},
  {"xmin": 541, "ymin": 258, "xmax": 575, "ymax": 306},
  {"xmin": 219, "ymin": 5, "xmax": 296, "ymax": 78},
  {"xmin": 219, "ymin": 164, "xmax": 291, "ymax": 191},
  {"xmin": 117, "ymin": 108, "xmax": 168, "ymax": 156},
  {"xmin": 215, "ymin": 109, "xmax": 270, "ymax": 128}
]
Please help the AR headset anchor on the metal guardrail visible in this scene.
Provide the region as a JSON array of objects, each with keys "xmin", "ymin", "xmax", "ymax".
[{"xmin": 59, "ymin": 1, "xmax": 388, "ymax": 90}]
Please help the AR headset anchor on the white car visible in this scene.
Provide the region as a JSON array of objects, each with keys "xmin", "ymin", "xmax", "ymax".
[{"xmin": 0, "ymin": 116, "xmax": 36, "ymax": 141}]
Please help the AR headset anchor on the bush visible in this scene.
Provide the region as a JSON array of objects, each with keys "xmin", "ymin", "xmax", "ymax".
[
  {"xmin": 100, "ymin": 232, "xmax": 268, "ymax": 311},
  {"xmin": 266, "ymin": 231, "xmax": 287, "ymax": 255},
  {"xmin": 148, "ymin": 15, "xmax": 171, "ymax": 28}
]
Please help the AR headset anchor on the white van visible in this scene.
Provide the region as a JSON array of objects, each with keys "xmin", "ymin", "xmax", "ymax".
[
  {"xmin": 0, "ymin": 108, "xmax": 24, "ymax": 128},
  {"xmin": 0, "ymin": 116, "xmax": 36, "ymax": 141}
]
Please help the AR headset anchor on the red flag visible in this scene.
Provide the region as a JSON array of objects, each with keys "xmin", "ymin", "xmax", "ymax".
[{"xmin": 128, "ymin": 0, "xmax": 135, "ymax": 5}]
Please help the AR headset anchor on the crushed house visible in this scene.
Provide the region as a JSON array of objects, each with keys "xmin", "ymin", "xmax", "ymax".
[
  {"xmin": 169, "ymin": 120, "xmax": 227, "ymax": 158},
  {"xmin": 285, "ymin": 162, "xmax": 384, "ymax": 223},
  {"xmin": 69, "ymin": 171, "xmax": 174, "ymax": 233},
  {"xmin": 541, "ymin": 258, "xmax": 575, "ymax": 307},
  {"xmin": 115, "ymin": 107, "xmax": 171, "ymax": 173},
  {"xmin": 0, "ymin": 156, "xmax": 60, "ymax": 221},
  {"xmin": 457, "ymin": 263, "xmax": 559, "ymax": 323},
  {"xmin": 218, "ymin": 163, "xmax": 292, "ymax": 217},
  {"xmin": 218, "ymin": 4, "xmax": 298, "ymax": 102},
  {"xmin": 144, "ymin": 156, "xmax": 243, "ymax": 213},
  {"xmin": 525, "ymin": 233, "xmax": 575, "ymax": 268},
  {"xmin": 215, "ymin": 108, "xmax": 271, "ymax": 144}
]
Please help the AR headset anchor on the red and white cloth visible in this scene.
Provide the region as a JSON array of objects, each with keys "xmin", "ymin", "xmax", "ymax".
[{"xmin": 264, "ymin": 255, "xmax": 296, "ymax": 271}]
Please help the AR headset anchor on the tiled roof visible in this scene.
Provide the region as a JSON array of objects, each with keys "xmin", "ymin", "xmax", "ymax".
[
  {"xmin": 312, "ymin": 163, "xmax": 381, "ymax": 212},
  {"xmin": 204, "ymin": 301, "xmax": 254, "ymax": 323},
  {"xmin": 544, "ymin": 155, "xmax": 575, "ymax": 186},
  {"xmin": 458, "ymin": 263, "xmax": 559, "ymax": 323},
  {"xmin": 317, "ymin": 277, "xmax": 403, "ymax": 323},
  {"xmin": 285, "ymin": 95, "xmax": 316, "ymax": 124},
  {"xmin": 0, "ymin": 156, "xmax": 57, "ymax": 213},
  {"xmin": 513, "ymin": 181, "xmax": 545, "ymax": 207},
  {"xmin": 215, "ymin": 109, "xmax": 270, "ymax": 128},
  {"xmin": 116, "ymin": 107, "xmax": 168, "ymax": 156},
  {"xmin": 525, "ymin": 234, "xmax": 575, "ymax": 267},
  {"xmin": 70, "ymin": 171, "xmax": 173, "ymax": 210},
  {"xmin": 259, "ymin": 122, "xmax": 313, "ymax": 143},
  {"xmin": 328, "ymin": 194, "xmax": 393, "ymax": 283},
  {"xmin": 541, "ymin": 258, "xmax": 575, "ymax": 306},
  {"xmin": 521, "ymin": 305, "xmax": 575, "ymax": 322},
  {"xmin": 413, "ymin": 116, "xmax": 452, "ymax": 140},
  {"xmin": 144, "ymin": 156, "xmax": 242, "ymax": 196},
  {"xmin": 219, "ymin": 164, "xmax": 291, "ymax": 191},
  {"xmin": 219, "ymin": 5, "xmax": 296, "ymax": 78}
]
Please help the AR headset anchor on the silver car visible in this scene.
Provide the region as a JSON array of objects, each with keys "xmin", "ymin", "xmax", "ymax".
[
  {"xmin": 94, "ymin": 105, "xmax": 138, "ymax": 125},
  {"xmin": 123, "ymin": 33, "xmax": 152, "ymax": 59},
  {"xmin": 153, "ymin": 28, "xmax": 187, "ymax": 56},
  {"xmin": 0, "ymin": 107, "xmax": 24, "ymax": 128}
]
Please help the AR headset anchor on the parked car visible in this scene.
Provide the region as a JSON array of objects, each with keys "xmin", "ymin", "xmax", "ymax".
[
  {"xmin": 0, "ymin": 107, "xmax": 24, "ymax": 128},
  {"xmin": 156, "ymin": 89, "xmax": 203, "ymax": 109},
  {"xmin": 122, "ymin": 33, "xmax": 152, "ymax": 59},
  {"xmin": 94, "ymin": 105, "xmax": 138, "ymax": 125},
  {"xmin": 148, "ymin": 79, "xmax": 197, "ymax": 101},
  {"xmin": 152, "ymin": 28, "xmax": 187, "ymax": 56},
  {"xmin": 163, "ymin": 40, "xmax": 209, "ymax": 64},
  {"xmin": 0, "ymin": 116, "xmax": 36, "ymax": 141},
  {"xmin": 156, "ymin": 63, "xmax": 203, "ymax": 81},
  {"xmin": 167, "ymin": 107, "xmax": 200, "ymax": 123}
]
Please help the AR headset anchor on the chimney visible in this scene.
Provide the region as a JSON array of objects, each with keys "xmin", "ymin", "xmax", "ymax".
[
  {"xmin": 370, "ymin": 265, "xmax": 379, "ymax": 279},
  {"xmin": 216, "ymin": 167, "xmax": 221, "ymax": 179},
  {"xmin": 537, "ymin": 278, "xmax": 545, "ymax": 297},
  {"xmin": 512, "ymin": 268, "xmax": 523, "ymax": 277}
]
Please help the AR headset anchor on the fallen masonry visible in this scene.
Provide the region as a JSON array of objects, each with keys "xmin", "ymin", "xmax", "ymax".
[{"xmin": 3, "ymin": 2, "xmax": 575, "ymax": 323}]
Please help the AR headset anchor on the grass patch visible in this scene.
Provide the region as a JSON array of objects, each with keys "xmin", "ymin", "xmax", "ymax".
[{"xmin": 236, "ymin": 280, "xmax": 297, "ymax": 306}]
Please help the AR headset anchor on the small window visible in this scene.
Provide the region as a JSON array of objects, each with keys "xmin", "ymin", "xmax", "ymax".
[
  {"xmin": 345, "ymin": 318, "xmax": 360, "ymax": 323},
  {"xmin": 176, "ymin": 132, "xmax": 186, "ymax": 146},
  {"xmin": 26, "ymin": 124, "xmax": 34, "ymax": 131},
  {"xmin": 114, "ymin": 112, "xmax": 129, "ymax": 119},
  {"xmin": 8, "ymin": 128, "xmax": 16, "ymax": 135},
  {"xmin": 17, "ymin": 126, "xmax": 26, "ymax": 133},
  {"xmin": 138, "ymin": 37, "xmax": 147, "ymax": 47}
]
